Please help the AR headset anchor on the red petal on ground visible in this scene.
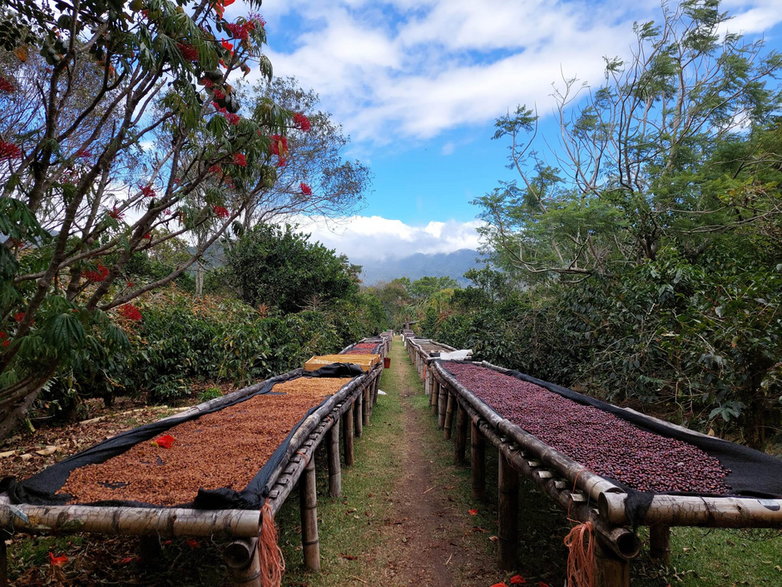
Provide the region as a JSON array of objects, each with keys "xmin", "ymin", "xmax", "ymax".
[{"xmin": 152, "ymin": 434, "xmax": 176, "ymax": 449}]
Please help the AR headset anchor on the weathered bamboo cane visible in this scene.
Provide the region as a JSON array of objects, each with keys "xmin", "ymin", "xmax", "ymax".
[
  {"xmin": 599, "ymin": 492, "xmax": 782, "ymax": 528},
  {"xmin": 342, "ymin": 403, "xmax": 355, "ymax": 467},
  {"xmin": 326, "ymin": 419, "xmax": 341, "ymax": 498},
  {"xmin": 300, "ymin": 457, "xmax": 320, "ymax": 571},
  {"xmin": 362, "ymin": 385, "xmax": 370, "ymax": 427},
  {"xmin": 454, "ymin": 403, "xmax": 468, "ymax": 465},
  {"xmin": 649, "ymin": 525, "xmax": 671, "ymax": 562},
  {"xmin": 437, "ymin": 383, "xmax": 448, "ymax": 429},
  {"xmin": 355, "ymin": 391, "xmax": 363, "ymax": 438},
  {"xmin": 444, "ymin": 392, "xmax": 456, "ymax": 440},
  {"xmin": 471, "ymin": 419, "xmax": 486, "ymax": 501},
  {"xmin": 498, "ymin": 449, "xmax": 520, "ymax": 570},
  {"xmin": 431, "ymin": 377, "xmax": 440, "ymax": 414},
  {"xmin": 224, "ymin": 538, "xmax": 261, "ymax": 587}
]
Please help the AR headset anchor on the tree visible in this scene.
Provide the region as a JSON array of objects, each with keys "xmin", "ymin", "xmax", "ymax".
[
  {"xmin": 476, "ymin": 0, "xmax": 782, "ymax": 281},
  {"xmin": 226, "ymin": 224, "xmax": 359, "ymax": 313},
  {"xmin": 0, "ymin": 0, "xmax": 298, "ymax": 437}
]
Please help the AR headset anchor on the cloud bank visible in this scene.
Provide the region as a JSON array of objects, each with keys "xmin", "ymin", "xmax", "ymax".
[
  {"xmin": 247, "ymin": 0, "xmax": 782, "ymax": 147},
  {"xmin": 289, "ymin": 214, "xmax": 483, "ymax": 263}
]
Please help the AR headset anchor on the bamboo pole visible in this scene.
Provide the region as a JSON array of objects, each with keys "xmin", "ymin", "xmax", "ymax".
[
  {"xmin": 471, "ymin": 419, "xmax": 486, "ymax": 501},
  {"xmin": 649, "ymin": 525, "xmax": 671, "ymax": 562},
  {"xmin": 444, "ymin": 392, "xmax": 455, "ymax": 440},
  {"xmin": 594, "ymin": 538, "xmax": 630, "ymax": 587},
  {"xmin": 431, "ymin": 377, "xmax": 440, "ymax": 414},
  {"xmin": 362, "ymin": 385, "xmax": 370, "ymax": 427},
  {"xmin": 300, "ymin": 457, "xmax": 320, "ymax": 571},
  {"xmin": 0, "ymin": 495, "xmax": 262, "ymax": 537},
  {"xmin": 355, "ymin": 390, "xmax": 363, "ymax": 438},
  {"xmin": 455, "ymin": 403, "xmax": 468, "ymax": 465},
  {"xmin": 498, "ymin": 449, "xmax": 520, "ymax": 570},
  {"xmin": 599, "ymin": 492, "xmax": 782, "ymax": 528},
  {"xmin": 224, "ymin": 538, "xmax": 262, "ymax": 587},
  {"xmin": 437, "ymin": 382, "xmax": 447, "ymax": 429},
  {"xmin": 326, "ymin": 418, "xmax": 341, "ymax": 498},
  {"xmin": 0, "ymin": 537, "xmax": 7, "ymax": 587},
  {"xmin": 342, "ymin": 403, "xmax": 354, "ymax": 467}
]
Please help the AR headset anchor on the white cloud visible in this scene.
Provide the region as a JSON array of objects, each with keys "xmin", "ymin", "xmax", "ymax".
[
  {"xmin": 252, "ymin": 0, "xmax": 780, "ymax": 148},
  {"xmin": 288, "ymin": 214, "xmax": 484, "ymax": 262}
]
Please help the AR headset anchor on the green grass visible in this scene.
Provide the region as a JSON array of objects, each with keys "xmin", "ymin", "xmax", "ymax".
[{"xmin": 276, "ymin": 362, "xmax": 405, "ymax": 585}]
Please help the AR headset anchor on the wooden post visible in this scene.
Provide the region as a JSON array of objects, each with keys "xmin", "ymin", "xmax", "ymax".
[
  {"xmin": 444, "ymin": 392, "xmax": 455, "ymax": 439},
  {"xmin": 498, "ymin": 450, "xmax": 520, "ymax": 570},
  {"xmin": 224, "ymin": 538, "xmax": 261, "ymax": 587},
  {"xmin": 454, "ymin": 404, "xmax": 468, "ymax": 465},
  {"xmin": 300, "ymin": 457, "xmax": 321, "ymax": 571},
  {"xmin": 595, "ymin": 538, "xmax": 631, "ymax": 587},
  {"xmin": 471, "ymin": 420, "xmax": 486, "ymax": 501},
  {"xmin": 424, "ymin": 368, "xmax": 431, "ymax": 396},
  {"xmin": 326, "ymin": 419, "xmax": 342, "ymax": 498},
  {"xmin": 649, "ymin": 525, "xmax": 671, "ymax": 563},
  {"xmin": 355, "ymin": 391, "xmax": 363, "ymax": 438},
  {"xmin": 342, "ymin": 405, "xmax": 354, "ymax": 467},
  {"xmin": 437, "ymin": 384, "xmax": 447, "ymax": 429},
  {"xmin": 430, "ymin": 377, "xmax": 439, "ymax": 413},
  {"xmin": 362, "ymin": 386, "xmax": 370, "ymax": 427},
  {"xmin": 0, "ymin": 536, "xmax": 7, "ymax": 587}
]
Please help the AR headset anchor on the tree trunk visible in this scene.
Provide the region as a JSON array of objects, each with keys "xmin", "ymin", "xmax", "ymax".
[
  {"xmin": 0, "ymin": 380, "xmax": 47, "ymax": 440},
  {"xmin": 195, "ymin": 260, "xmax": 205, "ymax": 298}
]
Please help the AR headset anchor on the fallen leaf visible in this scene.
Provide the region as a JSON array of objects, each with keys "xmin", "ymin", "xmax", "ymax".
[
  {"xmin": 0, "ymin": 450, "xmax": 16, "ymax": 458},
  {"xmin": 48, "ymin": 552, "xmax": 68, "ymax": 566},
  {"xmin": 489, "ymin": 535, "xmax": 499, "ymax": 542},
  {"xmin": 185, "ymin": 538, "xmax": 200, "ymax": 549},
  {"xmin": 14, "ymin": 46, "xmax": 29, "ymax": 62},
  {"xmin": 468, "ymin": 509, "xmax": 478, "ymax": 516},
  {"xmin": 339, "ymin": 553, "xmax": 357, "ymax": 560},
  {"xmin": 36, "ymin": 445, "xmax": 59, "ymax": 456},
  {"xmin": 151, "ymin": 434, "xmax": 175, "ymax": 448}
]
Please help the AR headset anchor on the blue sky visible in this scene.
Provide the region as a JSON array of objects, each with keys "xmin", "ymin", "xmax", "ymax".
[{"xmin": 226, "ymin": 0, "xmax": 782, "ymax": 263}]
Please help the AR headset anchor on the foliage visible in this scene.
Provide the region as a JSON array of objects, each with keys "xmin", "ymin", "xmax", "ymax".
[{"xmin": 225, "ymin": 223, "xmax": 360, "ymax": 313}]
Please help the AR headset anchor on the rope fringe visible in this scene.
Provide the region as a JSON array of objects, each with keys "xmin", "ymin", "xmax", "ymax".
[
  {"xmin": 258, "ymin": 499, "xmax": 285, "ymax": 587},
  {"xmin": 563, "ymin": 520, "xmax": 596, "ymax": 587}
]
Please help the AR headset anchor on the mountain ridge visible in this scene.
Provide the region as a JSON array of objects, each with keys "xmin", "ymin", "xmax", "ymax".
[{"xmin": 357, "ymin": 249, "xmax": 481, "ymax": 286}]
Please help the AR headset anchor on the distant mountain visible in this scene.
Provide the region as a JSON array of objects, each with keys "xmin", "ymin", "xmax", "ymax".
[{"xmin": 358, "ymin": 249, "xmax": 481, "ymax": 286}]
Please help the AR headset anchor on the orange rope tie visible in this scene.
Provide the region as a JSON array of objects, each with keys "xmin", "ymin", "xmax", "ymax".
[
  {"xmin": 563, "ymin": 520, "xmax": 597, "ymax": 587},
  {"xmin": 258, "ymin": 499, "xmax": 285, "ymax": 587}
]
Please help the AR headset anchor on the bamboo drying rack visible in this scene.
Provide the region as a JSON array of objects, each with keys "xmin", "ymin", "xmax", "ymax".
[
  {"xmin": 426, "ymin": 357, "xmax": 782, "ymax": 587},
  {"xmin": 1, "ymin": 359, "xmax": 386, "ymax": 587}
]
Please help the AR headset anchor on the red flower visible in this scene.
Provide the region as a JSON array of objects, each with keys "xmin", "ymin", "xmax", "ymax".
[
  {"xmin": 108, "ymin": 207, "xmax": 124, "ymax": 220},
  {"xmin": 83, "ymin": 264, "xmax": 110, "ymax": 282},
  {"xmin": 213, "ymin": 205, "xmax": 229, "ymax": 218},
  {"xmin": 0, "ymin": 331, "xmax": 7, "ymax": 339},
  {"xmin": 48, "ymin": 552, "xmax": 68, "ymax": 566},
  {"xmin": 76, "ymin": 149, "xmax": 92, "ymax": 158},
  {"xmin": 117, "ymin": 304, "xmax": 143, "ymax": 321},
  {"xmin": 126, "ymin": 281, "xmax": 135, "ymax": 287},
  {"xmin": 213, "ymin": 88, "xmax": 226, "ymax": 101},
  {"xmin": 293, "ymin": 112, "xmax": 311, "ymax": 131},
  {"xmin": 143, "ymin": 232, "xmax": 152, "ymax": 240},
  {"xmin": 468, "ymin": 509, "xmax": 478, "ymax": 516},
  {"xmin": 221, "ymin": 40, "xmax": 234, "ymax": 53},
  {"xmin": 232, "ymin": 153, "xmax": 247, "ymax": 167},
  {"xmin": 275, "ymin": 156, "xmax": 287, "ymax": 168},
  {"xmin": 0, "ymin": 141, "xmax": 22, "ymax": 161},
  {"xmin": 1, "ymin": 339, "xmax": 10, "ymax": 347},
  {"xmin": 13, "ymin": 312, "xmax": 25, "ymax": 322},
  {"xmin": 152, "ymin": 434, "xmax": 175, "ymax": 448},
  {"xmin": 212, "ymin": 0, "xmax": 235, "ymax": 19},
  {"xmin": 200, "ymin": 77, "xmax": 215, "ymax": 89},
  {"xmin": 0, "ymin": 76, "xmax": 14, "ymax": 93},
  {"xmin": 300, "ymin": 182, "xmax": 312, "ymax": 196},
  {"xmin": 269, "ymin": 134, "xmax": 288, "ymax": 157},
  {"xmin": 249, "ymin": 13, "xmax": 266, "ymax": 28},
  {"xmin": 510, "ymin": 575, "xmax": 527, "ymax": 584},
  {"xmin": 225, "ymin": 112, "xmax": 241, "ymax": 125},
  {"xmin": 490, "ymin": 583, "xmax": 508, "ymax": 587},
  {"xmin": 139, "ymin": 184, "xmax": 156, "ymax": 198},
  {"xmin": 176, "ymin": 42, "xmax": 199, "ymax": 61},
  {"xmin": 225, "ymin": 22, "xmax": 253, "ymax": 41},
  {"xmin": 208, "ymin": 164, "xmax": 223, "ymax": 175}
]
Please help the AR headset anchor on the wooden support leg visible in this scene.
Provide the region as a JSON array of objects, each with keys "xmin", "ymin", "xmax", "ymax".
[
  {"xmin": 224, "ymin": 538, "xmax": 261, "ymax": 587},
  {"xmin": 471, "ymin": 420, "xmax": 486, "ymax": 501},
  {"xmin": 430, "ymin": 378, "xmax": 439, "ymax": 413},
  {"xmin": 444, "ymin": 392, "xmax": 455, "ymax": 439},
  {"xmin": 595, "ymin": 538, "xmax": 630, "ymax": 587},
  {"xmin": 342, "ymin": 405, "xmax": 354, "ymax": 467},
  {"xmin": 424, "ymin": 368, "xmax": 431, "ymax": 396},
  {"xmin": 649, "ymin": 525, "xmax": 671, "ymax": 563},
  {"xmin": 454, "ymin": 404, "xmax": 468, "ymax": 465},
  {"xmin": 1, "ymin": 535, "xmax": 8, "ymax": 587},
  {"xmin": 300, "ymin": 457, "xmax": 321, "ymax": 572},
  {"xmin": 355, "ymin": 392, "xmax": 363, "ymax": 438},
  {"xmin": 437, "ymin": 385, "xmax": 447, "ymax": 429},
  {"xmin": 326, "ymin": 419, "xmax": 342, "ymax": 498},
  {"xmin": 362, "ymin": 386, "xmax": 370, "ymax": 427},
  {"xmin": 498, "ymin": 450, "xmax": 520, "ymax": 570}
]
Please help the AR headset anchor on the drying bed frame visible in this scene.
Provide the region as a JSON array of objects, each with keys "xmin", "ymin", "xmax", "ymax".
[
  {"xmin": 429, "ymin": 358, "xmax": 782, "ymax": 587},
  {"xmin": 0, "ymin": 362, "xmax": 384, "ymax": 587}
]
